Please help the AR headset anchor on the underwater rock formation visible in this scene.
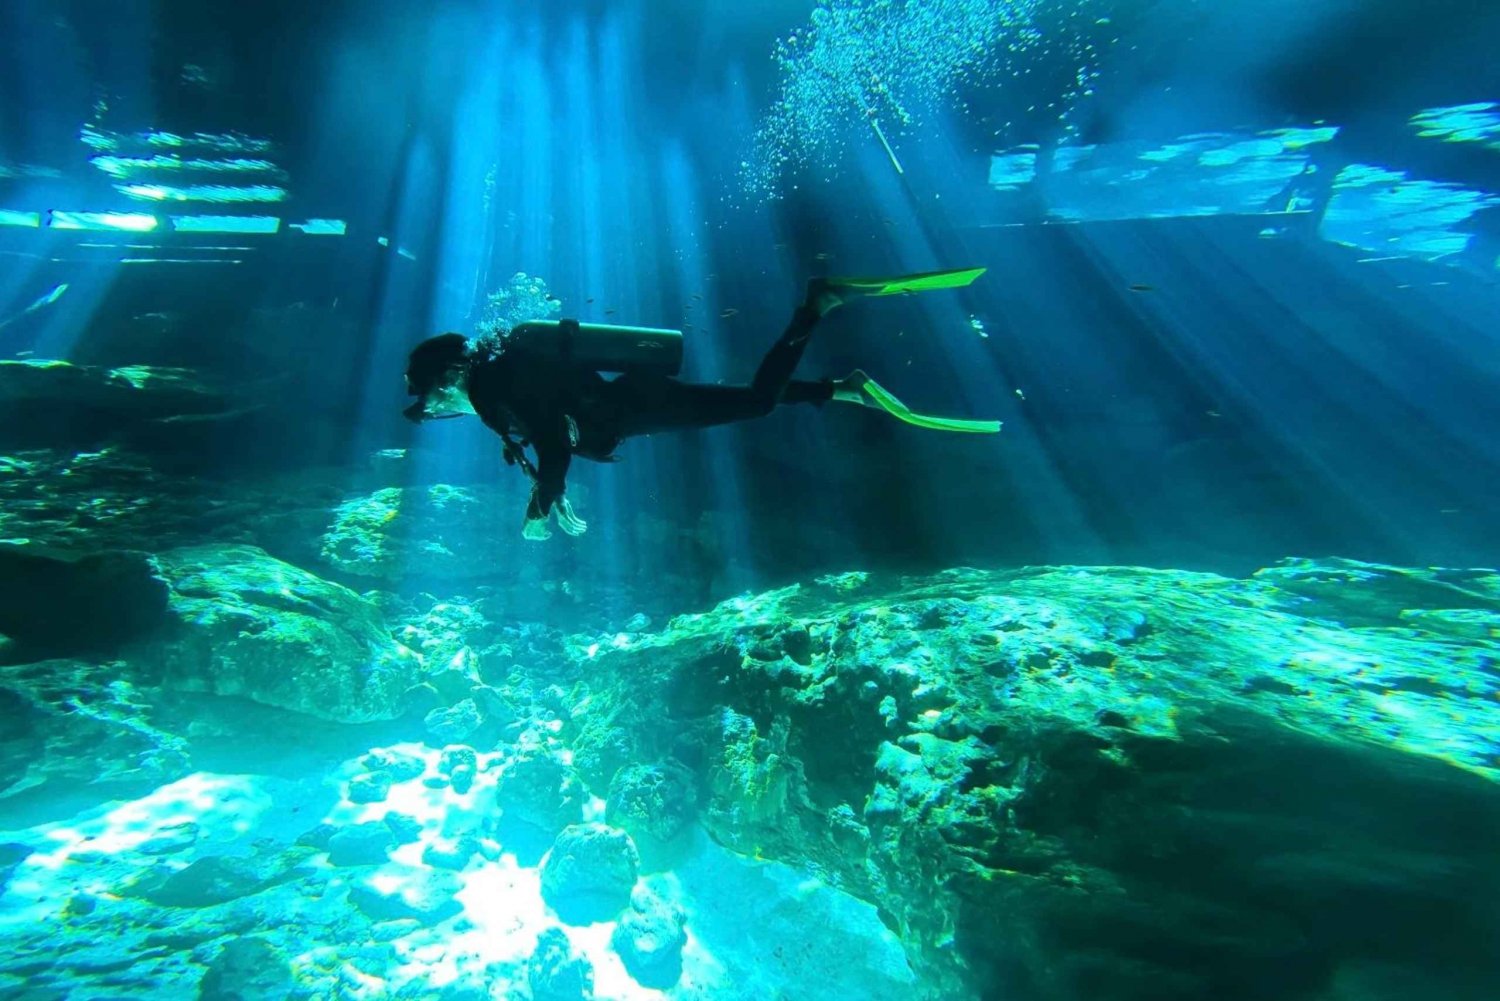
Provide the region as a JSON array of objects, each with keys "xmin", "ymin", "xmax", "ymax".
[
  {"xmin": 539, "ymin": 823, "xmax": 641, "ymax": 925},
  {"xmin": 348, "ymin": 866, "xmax": 463, "ymax": 924},
  {"xmin": 425, "ymin": 698, "xmax": 483, "ymax": 745},
  {"xmin": 528, "ymin": 926, "xmax": 594, "ymax": 1001},
  {"xmin": 0, "ymin": 843, "xmax": 29, "ymax": 896},
  {"xmin": 321, "ymin": 484, "xmax": 511, "ymax": 582},
  {"xmin": 0, "ymin": 546, "xmax": 169, "ymax": 662},
  {"xmin": 610, "ymin": 885, "xmax": 687, "ymax": 988},
  {"xmin": 197, "ymin": 936, "xmax": 296, "ymax": 1001},
  {"xmin": 122, "ymin": 849, "xmax": 313, "ymax": 908},
  {"xmin": 149, "ymin": 544, "xmax": 421, "ymax": 722},
  {"xmin": 495, "ymin": 748, "xmax": 586, "ymax": 838},
  {"xmin": 0, "ymin": 660, "xmax": 189, "ymax": 798},
  {"xmin": 605, "ymin": 762, "xmax": 699, "ymax": 852},
  {"xmin": 0, "ymin": 359, "xmax": 247, "ymax": 451},
  {"xmin": 0, "ymin": 554, "xmax": 1494, "ymax": 1000},
  {"xmin": 563, "ymin": 559, "xmax": 1500, "ymax": 999},
  {"xmin": 326, "ymin": 822, "xmax": 397, "ymax": 866}
]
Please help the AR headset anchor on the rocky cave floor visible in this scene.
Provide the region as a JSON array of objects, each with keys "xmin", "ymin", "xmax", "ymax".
[{"xmin": 0, "ymin": 395, "xmax": 1498, "ymax": 999}]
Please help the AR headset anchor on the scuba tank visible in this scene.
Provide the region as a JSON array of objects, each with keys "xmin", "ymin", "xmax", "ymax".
[{"xmin": 507, "ymin": 319, "xmax": 683, "ymax": 376}]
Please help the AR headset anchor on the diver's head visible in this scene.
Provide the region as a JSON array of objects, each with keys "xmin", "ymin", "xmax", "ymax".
[{"xmin": 404, "ymin": 332, "xmax": 476, "ymax": 423}]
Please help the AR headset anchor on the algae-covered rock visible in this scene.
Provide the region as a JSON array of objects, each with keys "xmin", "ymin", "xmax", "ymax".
[
  {"xmin": 568, "ymin": 719, "xmax": 633, "ymax": 790},
  {"xmin": 347, "ymin": 771, "xmax": 392, "ymax": 804},
  {"xmin": 0, "ymin": 843, "xmax": 29, "ymax": 896},
  {"xmin": 152, "ymin": 544, "xmax": 420, "ymax": 722},
  {"xmin": 0, "ymin": 660, "xmax": 190, "ymax": 797},
  {"xmin": 439, "ymin": 745, "xmax": 478, "ymax": 775},
  {"xmin": 495, "ymin": 748, "xmax": 585, "ymax": 836},
  {"xmin": 1253, "ymin": 557, "xmax": 1500, "ymax": 625},
  {"xmin": 124, "ymin": 849, "xmax": 311, "ymax": 907},
  {"xmin": 361, "ymin": 747, "xmax": 426, "ymax": 782},
  {"xmin": 327, "ymin": 823, "xmax": 394, "ymax": 867},
  {"xmin": 421, "ymin": 836, "xmax": 479, "ymax": 871},
  {"xmin": 567, "ymin": 560, "xmax": 1500, "ymax": 1001},
  {"xmin": 610, "ymin": 886, "xmax": 686, "ymax": 989},
  {"xmin": 349, "ymin": 867, "xmax": 462, "ymax": 924},
  {"xmin": 605, "ymin": 762, "xmax": 698, "ymax": 850},
  {"xmin": 198, "ymin": 936, "xmax": 295, "ymax": 1001},
  {"xmin": 321, "ymin": 484, "xmax": 516, "ymax": 582},
  {"xmin": 528, "ymin": 926, "xmax": 593, "ymax": 1001},
  {"xmin": 425, "ymin": 699, "xmax": 482, "ymax": 745},
  {"xmin": 539, "ymin": 823, "xmax": 639, "ymax": 925}
]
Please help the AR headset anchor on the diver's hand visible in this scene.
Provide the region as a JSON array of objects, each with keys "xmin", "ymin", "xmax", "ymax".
[{"xmin": 555, "ymin": 496, "xmax": 588, "ymax": 537}]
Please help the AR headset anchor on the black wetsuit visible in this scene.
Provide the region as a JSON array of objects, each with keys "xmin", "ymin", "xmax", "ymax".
[{"xmin": 466, "ymin": 303, "xmax": 833, "ymax": 516}]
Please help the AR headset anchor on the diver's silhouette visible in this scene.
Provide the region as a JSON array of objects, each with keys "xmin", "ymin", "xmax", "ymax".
[{"xmin": 403, "ymin": 270, "xmax": 999, "ymax": 539}]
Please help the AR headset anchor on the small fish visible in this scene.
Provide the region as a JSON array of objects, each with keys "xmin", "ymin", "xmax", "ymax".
[
  {"xmin": 1014, "ymin": 388, "xmax": 1026, "ymax": 400},
  {"xmin": 815, "ymin": 252, "xmax": 832, "ymax": 261},
  {"xmin": 1206, "ymin": 410, "xmax": 1221, "ymax": 418},
  {"xmin": 604, "ymin": 308, "xmax": 617, "ymax": 315},
  {"xmin": 586, "ymin": 297, "xmax": 594, "ymax": 303},
  {"xmin": 0, "ymin": 282, "xmax": 69, "ymax": 330},
  {"xmin": 33, "ymin": 283, "xmax": 69, "ymax": 309},
  {"xmin": 720, "ymin": 309, "xmax": 738, "ymax": 318},
  {"xmin": 1440, "ymin": 508, "xmax": 1460, "ymax": 515},
  {"xmin": 691, "ymin": 293, "xmax": 702, "ymax": 300},
  {"xmin": 1128, "ymin": 284, "xmax": 1153, "ymax": 293}
]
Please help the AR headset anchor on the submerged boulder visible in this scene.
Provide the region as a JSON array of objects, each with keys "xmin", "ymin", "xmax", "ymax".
[
  {"xmin": 605, "ymin": 762, "xmax": 698, "ymax": 847},
  {"xmin": 123, "ymin": 849, "xmax": 311, "ymax": 908},
  {"xmin": 568, "ymin": 560, "xmax": 1500, "ymax": 1001},
  {"xmin": 349, "ymin": 866, "xmax": 463, "ymax": 924},
  {"xmin": 326, "ymin": 823, "xmax": 395, "ymax": 866},
  {"xmin": 610, "ymin": 886, "xmax": 686, "ymax": 989},
  {"xmin": 424, "ymin": 699, "xmax": 482, "ymax": 745},
  {"xmin": 151, "ymin": 544, "xmax": 420, "ymax": 722},
  {"xmin": 528, "ymin": 926, "xmax": 594, "ymax": 1001},
  {"xmin": 198, "ymin": 936, "xmax": 296, "ymax": 1001},
  {"xmin": 539, "ymin": 823, "xmax": 639, "ymax": 925},
  {"xmin": 495, "ymin": 749, "xmax": 586, "ymax": 837}
]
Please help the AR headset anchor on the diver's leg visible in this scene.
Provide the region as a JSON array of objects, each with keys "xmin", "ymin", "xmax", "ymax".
[
  {"xmin": 748, "ymin": 299, "xmax": 822, "ymax": 404},
  {"xmin": 608, "ymin": 376, "xmax": 832, "ymax": 437},
  {"xmin": 607, "ymin": 289, "xmax": 828, "ymax": 437}
]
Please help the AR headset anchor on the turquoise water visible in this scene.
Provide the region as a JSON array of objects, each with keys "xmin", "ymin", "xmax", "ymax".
[{"xmin": 1, "ymin": 1, "xmax": 1498, "ymax": 999}]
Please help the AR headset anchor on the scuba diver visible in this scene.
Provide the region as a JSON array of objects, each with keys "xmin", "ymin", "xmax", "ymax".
[{"xmin": 403, "ymin": 268, "xmax": 1001, "ymax": 540}]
